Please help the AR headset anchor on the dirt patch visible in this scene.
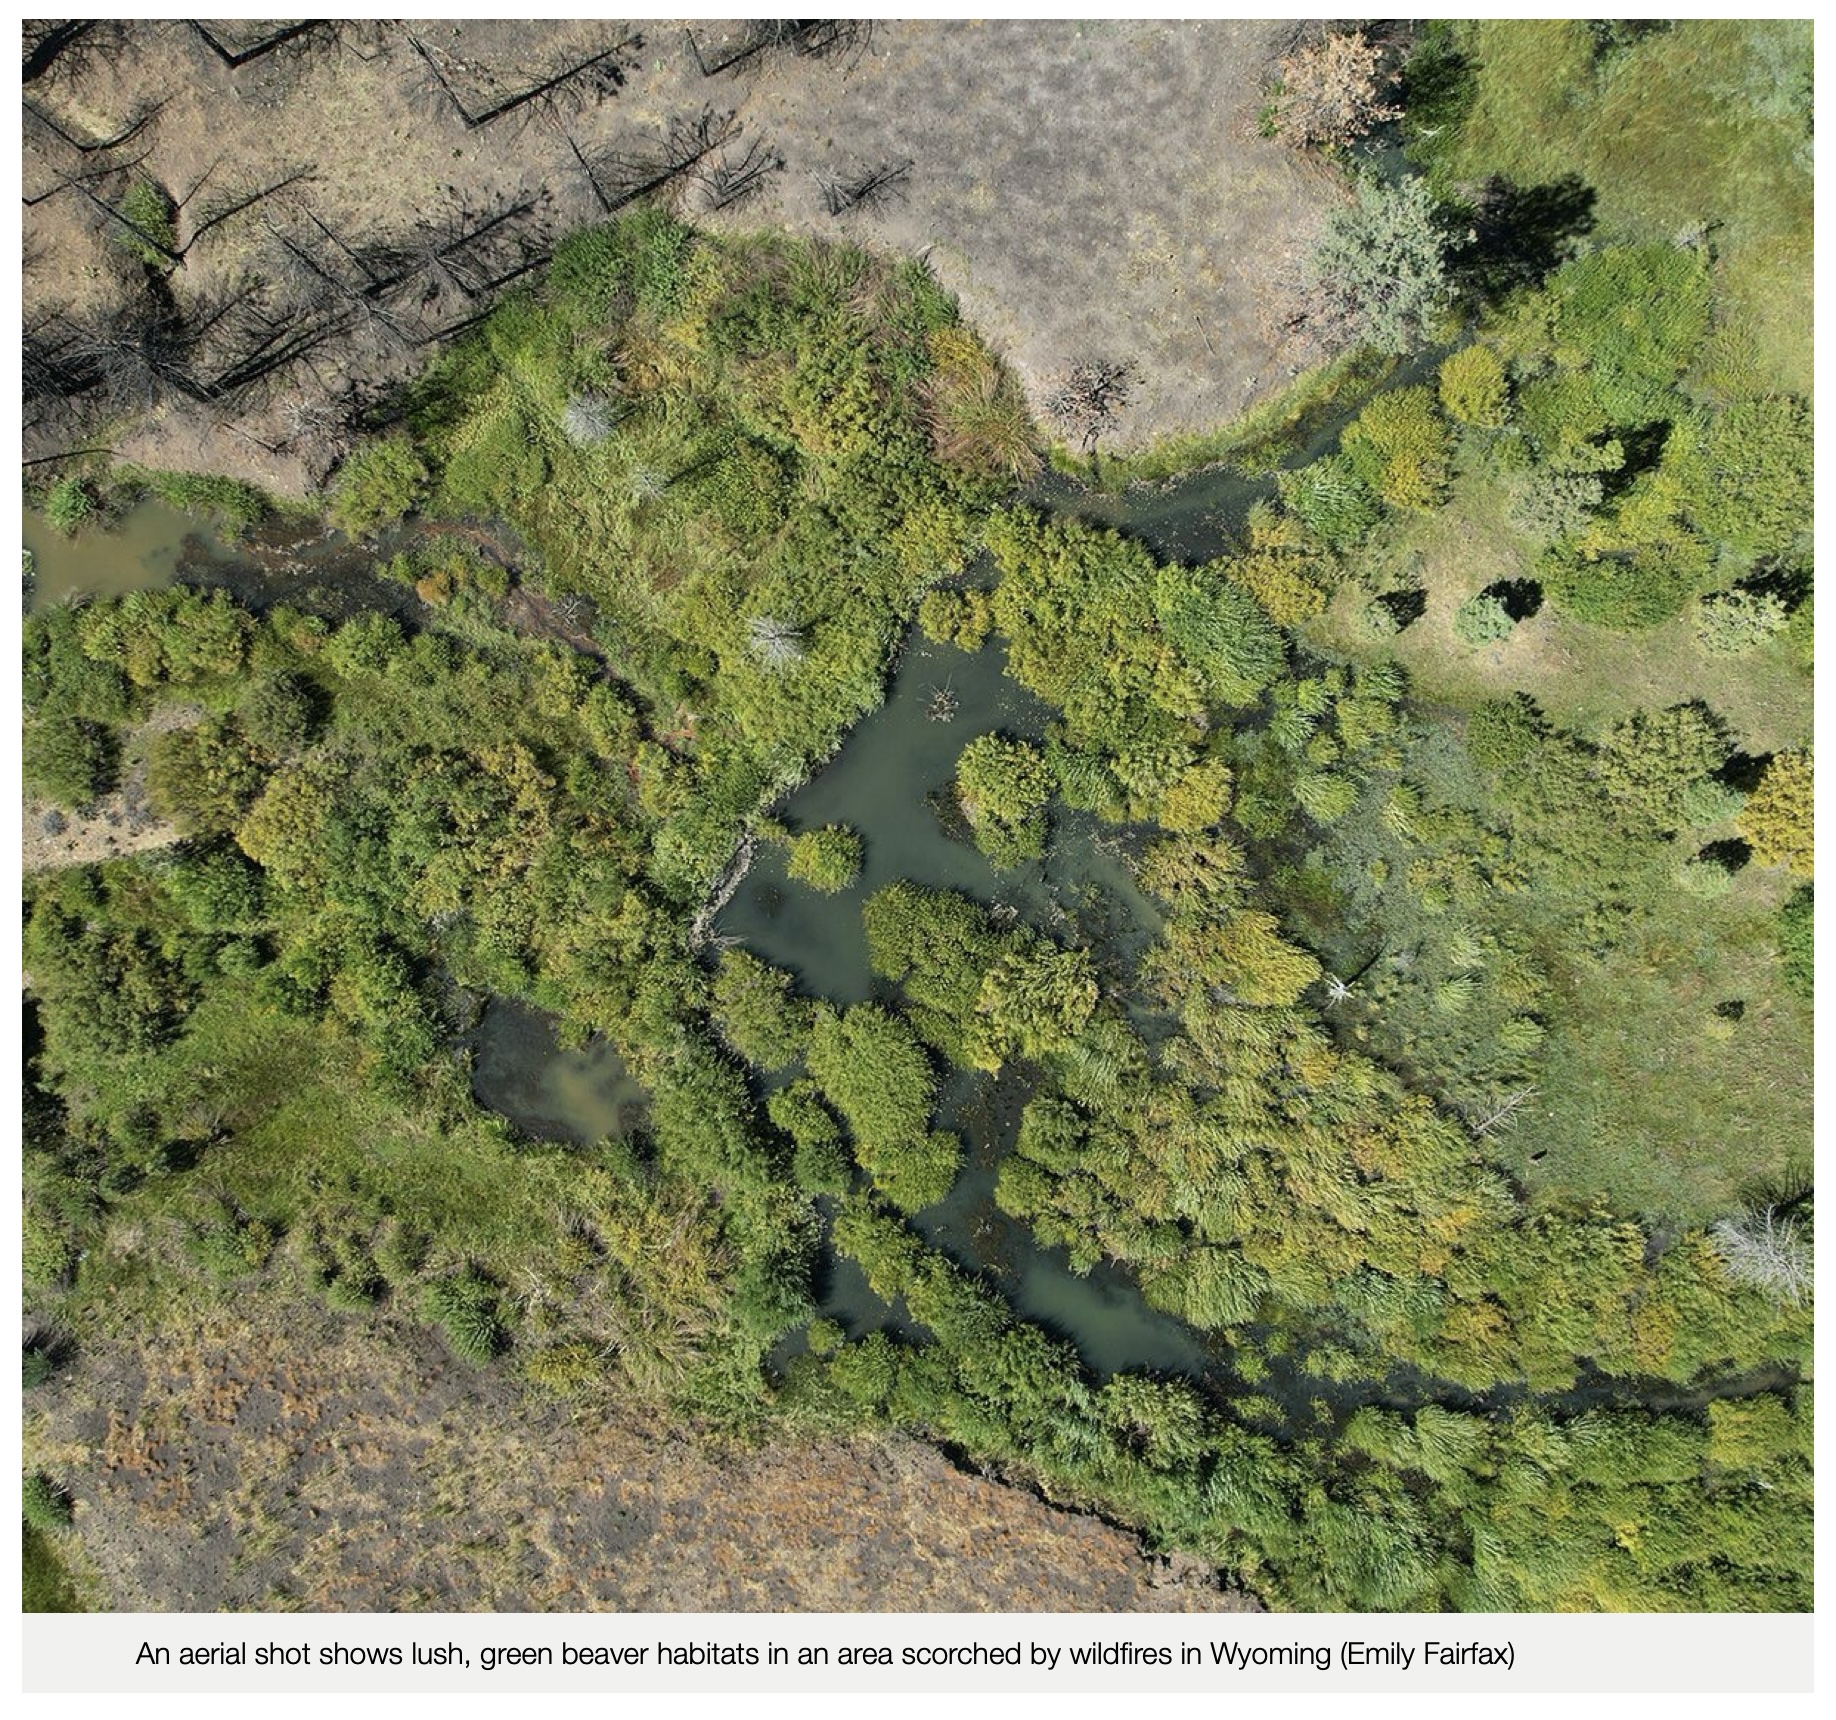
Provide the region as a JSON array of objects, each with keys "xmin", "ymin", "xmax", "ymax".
[
  {"xmin": 26, "ymin": 1297, "xmax": 1260, "ymax": 1613},
  {"xmin": 24, "ymin": 18, "xmax": 1335, "ymax": 487}
]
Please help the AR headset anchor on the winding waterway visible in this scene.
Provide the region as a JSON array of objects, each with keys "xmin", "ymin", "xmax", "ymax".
[{"xmin": 26, "ymin": 427, "xmax": 1792, "ymax": 1418}]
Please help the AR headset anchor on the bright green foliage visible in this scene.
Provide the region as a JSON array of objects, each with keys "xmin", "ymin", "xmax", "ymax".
[
  {"xmin": 1541, "ymin": 246, "xmax": 1710, "ymax": 423},
  {"xmin": 807, "ymin": 1005, "xmax": 951, "ymax": 1212},
  {"xmin": 1306, "ymin": 174, "xmax": 1453, "ymax": 354},
  {"xmin": 1341, "ymin": 386, "xmax": 1453, "ymax": 510},
  {"xmin": 42, "ymin": 477, "xmax": 95, "ymax": 536},
  {"xmin": 1153, "ymin": 565, "xmax": 1284, "ymax": 707},
  {"xmin": 140, "ymin": 470, "xmax": 269, "ymax": 531},
  {"xmin": 147, "ymin": 718, "xmax": 267, "ymax": 835},
  {"xmin": 329, "ymin": 433, "xmax": 429, "ymax": 536},
  {"xmin": 1776, "ymin": 887, "xmax": 1812, "ymax": 1000},
  {"xmin": 955, "ymin": 734, "xmax": 1052, "ymax": 867},
  {"xmin": 421, "ymin": 1269, "xmax": 510, "ymax": 1362},
  {"xmin": 1277, "ymin": 454, "xmax": 1381, "ymax": 547},
  {"xmin": 22, "ymin": 710, "xmax": 115, "ymax": 807},
  {"xmin": 77, "ymin": 588, "xmax": 252, "ymax": 688},
  {"xmin": 1694, "ymin": 588, "xmax": 1789, "ymax": 656},
  {"xmin": 786, "ymin": 825, "xmax": 863, "ymax": 894},
  {"xmin": 1543, "ymin": 539, "xmax": 1696, "ymax": 630},
  {"xmin": 1737, "ymin": 749, "xmax": 1812, "ymax": 876},
  {"xmin": 22, "ymin": 1472, "xmax": 72, "ymax": 1533},
  {"xmin": 967, "ymin": 943, "xmax": 1098, "ymax": 1072},
  {"xmin": 1682, "ymin": 397, "xmax": 1813, "ymax": 558},
  {"xmin": 114, "ymin": 179, "xmax": 176, "ymax": 266},
  {"xmin": 547, "ymin": 207, "xmax": 692, "ymax": 322},
  {"xmin": 1452, "ymin": 592, "xmax": 1514, "ymax": 647},
  {"xmin": 917, "ymin": 587, "xmax": 995, "ymax": 652},
  {"xmin": 1594, "ymin": 705, "xmax": 1730, "ymax": 835},
  {"xmin": 710, "ymin": 950, "xmax": 811, "ymax": 1070},
  {"xmin": 768, "ymin": 1081, "xmax": 851, "ymax": 1196},
  {"xmin": 1439, "ymin": 344, "xmax": 1509, "ymax": 427},
  {"xmin": 862, "ymin": 882, "xmax": 1012, "ymax": 1063}
]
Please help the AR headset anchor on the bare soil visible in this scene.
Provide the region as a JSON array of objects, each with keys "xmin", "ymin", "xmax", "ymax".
[
  {"xmin": 26, "ymin": 1297, "xmax": 1259, "ymax": 1613},
  {"xmin": 24, "ymin": 18, "xmax": 1333, "ymax": 488}
]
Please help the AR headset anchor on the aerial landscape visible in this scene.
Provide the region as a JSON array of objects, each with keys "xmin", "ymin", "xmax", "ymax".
[{"xmin": 21, "ymin": 17, "xmax": 1813, "ymax": 1616}]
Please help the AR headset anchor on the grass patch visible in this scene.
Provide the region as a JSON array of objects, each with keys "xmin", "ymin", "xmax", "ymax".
[
  {"xmin": 1303, "ymin": 464, "xmax": 1813, "ymax": 753},
  {"xmin": 1525, "ymin": 874, "xmax": 1812, "ymax": 1221},
  {"xmin": 1435, "ymin": 19, "xmax": 1811, "ymax": 392},
  {"xmin": 1051, "ymin": 347, "xmax": 1396, "ymax": 489},
  {"xmin": 23, "ymin": 1523, "xmax": 83, "ymax": 1612}
]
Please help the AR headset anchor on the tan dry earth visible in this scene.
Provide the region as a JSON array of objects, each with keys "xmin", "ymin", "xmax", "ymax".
[
  {"xmin": 24, "ymin": 17, "xmax": 1334, "ymax": 490},
  {"xmin": 27, "ymin": 1300, "xmax": 1257, "ymax": 1613}
]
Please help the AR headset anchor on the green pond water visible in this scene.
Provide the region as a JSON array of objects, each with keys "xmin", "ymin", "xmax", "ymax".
[
  {"xmin": 469, "ymin": 997, "xmax": 648, "ymax": 1148},
  {"xmin": 24, "ymin": 501, "xmax": 204, "ymax": 611},
  {"xmin": 716, "ymin": 627, "xmax": 1222, "ymax": 1377},
  {"xmin": 22, "ymin": 500, "xmax": 417, "ymax": 621}
]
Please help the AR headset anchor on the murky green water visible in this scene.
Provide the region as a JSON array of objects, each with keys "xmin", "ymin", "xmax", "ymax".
[
  {"xmin": 717, "ymin": 625, "xmax": 1224, "ymax": 1378},
  {"xmin": 23, "ymin": 501, "xmax": 206, "ymax": 611},
  {"xmin": 468, "ymin": 997, "xmax": 648, "ymax": 1148},
  {"xmin": 22, "ymin": 502, "xmax": 417, "ymax": 621}
]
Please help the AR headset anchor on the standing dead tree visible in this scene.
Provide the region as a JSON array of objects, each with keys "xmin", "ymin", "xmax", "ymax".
[
  {"xmin": 369, "ymin": 188, "xmax": 557, "ymax": 343},
  {"xmin": 685, "ymin": 20, "xmax": 870, "ymax": 77},
  {"xmin": 819, "ymin": 157, "xmax": 912, "ymax": 217},
  {"xmin": 699, "ymin": 138, "xmax": 785, "ymax": 211},
  {"xmin": 407, "ymin": 30, "xmax": 640, "ymax": 131},
  {"xmin": 567, "ymin": 106, "xmax": 740, "ymax": 216},
  {"xmin": 188, "ymin": 21, "xmax": 330, "ymax": 70},
  {"xmin": 1044, "ymin": 359, "xmax": 1137, "ymax": 452},
  {"xmin": 259, "ymin": 210, "xmax": 418, "ymax": 356},
  {"xmin": 21, "ymin": 19, "xmax": 128, "ymax": 86}
]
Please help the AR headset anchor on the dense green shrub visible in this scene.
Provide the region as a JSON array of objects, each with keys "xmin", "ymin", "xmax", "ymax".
[
  {"xmin": 42, "ymin": 478, "xmax": 96, "ymax": 536},
  {"xmin": 1543, "ymin": 545, "xmax": 1694, "ymax": 629},
  {"xmin": 22, "ymin": 711, "xmax": 115, "ymax": 807},
  {"xmin": 1452, "ymin": 592, "xmax": 1515, "ymax": 646},
  {"xmin": 1694, "ymin": 588, "xmax": 1789, "ymax": 656},
  {"xmin": 1341, "ymin": 386, "xmax": 1453, "ymax": 509},
  {"xmin": 1277, "ymin": 454, "xmax": 1381, "ymax": 546},
  {"xmin": 142, "ymin": 471, "xmax": 269, "ymax": 531},
  {"xmin": 1438, "ymin": 343, "xmax": 1509, "ymax": 427},
  {"xmin": 711, "ymin": 950, "xmax": 812, "ymax": 1068},
  {"xmin": 23, "ymin": 1472, "xmax": 72, "ymax": 1532},
  {"xmin": 329, "ymin": 434, "xmax": 428, "ymax": 536},
  {"xmin": 421, "ymin": 1270, "xmax": 509, "ymax": 1362},
  {"xmin": 1737, "ymin": 749, "xmax": 1813, "ymax": 875},
  {"xmin": 955, "ymin": 734, "xmax": 1052, "ymax": 868},
  {"xmin": 786, "ymin": 825, "xmax": 864, "ymax": 894}
]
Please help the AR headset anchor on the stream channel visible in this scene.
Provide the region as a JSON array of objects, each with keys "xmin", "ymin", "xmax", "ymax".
[{"xmin": 25, "ymin": 427, "xmax": 1797, "ymax": 1421}]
